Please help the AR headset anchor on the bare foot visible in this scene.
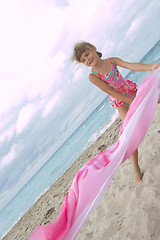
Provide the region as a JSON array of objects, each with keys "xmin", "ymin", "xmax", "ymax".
[
  {"xmin": 134, "ymin": 172, "xmax": 143, "ymax": 184},
  {"xmin": 134, "ymin": 176, "xmax": 142, "ymax": 184}
]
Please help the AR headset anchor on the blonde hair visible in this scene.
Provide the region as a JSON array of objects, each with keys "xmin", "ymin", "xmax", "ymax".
[{"xmin": 71, "ymin": 41, "xmax": 102, "ymax": 62}]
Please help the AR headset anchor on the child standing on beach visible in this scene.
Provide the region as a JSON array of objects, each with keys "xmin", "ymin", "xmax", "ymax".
[{"xmin": 72, "ymin": 41, "xmax": 160, "ymax": 183}]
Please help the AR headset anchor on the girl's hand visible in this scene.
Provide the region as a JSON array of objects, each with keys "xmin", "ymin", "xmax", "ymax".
[{"xmin": 152, "ymin": 63, "xmax": 160, "ymax": 71}]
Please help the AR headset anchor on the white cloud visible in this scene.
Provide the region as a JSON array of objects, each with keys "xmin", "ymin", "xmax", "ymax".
[
  {"xmin": 126, "ymin": 17, "xmax": 143, "ymax": 38},
  {"xmin": 64, "ymin": 0, "xmax": 102, "ymax": 41},
  {"xmin": 72, "ymin": 67, "xmax": 84, "ymax": 83},
  {"xmin": 0, "ymin": 75, "xmax": 28, "ymax": 116},
  {"xmin": 102, "ymin": 39, "xmax": 115, "ymax": 56},
  {"xmin": 0, "ymin": 0, "xmax": 65, "ymax": 117},
  {"xmin": 52, "ymin": 52, "xmax": 66, "ymax": 70},
  {"xmin": 0, "ymin": 124, "xmax": 15, "ymax": 142},
  {"xmin": 16, "ymin": 104, "xmax": 36, "ymax": 134},
  {"xmin": 42, "ymin": 91, "xmax": 62, "ymax": 117},
  {"xmin": 22, "ymin": 52, "xmax": 67, "ymax": 103},
  {"xmin": 0, "ymin": 0, "xmax": 64, "ymax": 72},
  {"xmin": 0, "ymin": 144, "xmax": 17, "ymax": 169}
]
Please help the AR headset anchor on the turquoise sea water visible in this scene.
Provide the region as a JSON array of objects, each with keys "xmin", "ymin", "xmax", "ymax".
[{"xmin": 0, "ymin": 40, "xmax": 160, "ymax": 239}]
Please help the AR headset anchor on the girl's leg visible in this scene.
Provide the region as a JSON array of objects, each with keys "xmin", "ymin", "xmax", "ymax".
[
  {"xmin": 117, "ymin": 104, "xmax": 142, "ymax": 183},
  {"xmin": 130, "ymin": 149, "xmax": 142, "ymax": 183},
  {"xmin": 158, "ymin": 95, "xmax": 160, "ymax": 103}
]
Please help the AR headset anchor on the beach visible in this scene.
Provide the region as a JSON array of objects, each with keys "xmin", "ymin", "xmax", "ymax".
[{"xmin": 3, "ymin": 104, "xmax": 160, "ymax": 240}]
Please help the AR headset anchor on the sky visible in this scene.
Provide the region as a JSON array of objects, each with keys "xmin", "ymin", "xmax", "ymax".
[{"xmin": 0, "ymin": 0, "xmax": 160, "ymax": 207}]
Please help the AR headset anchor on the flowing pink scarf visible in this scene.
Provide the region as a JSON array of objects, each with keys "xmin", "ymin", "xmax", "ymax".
[{"xmin": 29, "ymin": 69, "xmax": 160, "ymax": 240}]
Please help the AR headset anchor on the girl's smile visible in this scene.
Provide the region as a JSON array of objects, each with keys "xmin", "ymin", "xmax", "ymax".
[{"xmin": 80, "ymin": 50, "xmax": 98, "ymax": 67}]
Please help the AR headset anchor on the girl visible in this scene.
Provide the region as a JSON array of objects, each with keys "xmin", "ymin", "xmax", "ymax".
[{"xmin": 72, "ymin": 41, "xmax": 160, "ymax": 183}]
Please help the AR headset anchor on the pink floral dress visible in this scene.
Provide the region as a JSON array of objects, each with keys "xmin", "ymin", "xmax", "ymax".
[{"xmin": 90, "ymin": 58, "xmax": 137, "ymax": 107}]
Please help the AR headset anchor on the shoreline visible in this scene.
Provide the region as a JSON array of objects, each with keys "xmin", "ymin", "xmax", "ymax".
[{"xmin": 3, "ymin": 105, "xmax": 160, "ymax": 240}]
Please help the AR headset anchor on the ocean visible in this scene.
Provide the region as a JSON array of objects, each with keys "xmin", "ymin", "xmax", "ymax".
[{"xmin": 0, "ymin": 40, "xmax": 160, "ymax": 239}]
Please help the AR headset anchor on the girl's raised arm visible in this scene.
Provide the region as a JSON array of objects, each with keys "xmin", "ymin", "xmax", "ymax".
[{"xmin": 111, "ymin": 57, "xmax": 160, "ymax": 72}]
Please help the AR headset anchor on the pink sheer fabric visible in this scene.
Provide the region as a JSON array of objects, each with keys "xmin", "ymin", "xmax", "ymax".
[{"xmin": 28, "ymin": 69, "xmax": 160, "ymax": 240}]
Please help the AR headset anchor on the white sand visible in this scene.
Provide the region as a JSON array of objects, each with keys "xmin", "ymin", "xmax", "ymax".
[{"xmin": 3, "ymin": 105, "xmax": 160, "ymax": 240}]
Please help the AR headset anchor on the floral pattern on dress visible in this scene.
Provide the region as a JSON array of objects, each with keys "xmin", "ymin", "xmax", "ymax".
[
  {"xmin": 110, "ymin": 97, "xmax": 124, "ymax": 107},
  {"xmin": 126, "ymin": 80, "xmax": 137, "ymax": 91},
  {"xmin": 97, "ymin": 73, "xmax": 104, "ymax": 79},
  {"xmin": 92, "ymin": 71, "xmax": 112, "ymax": 81},
  {"xmin": 90, "ymin": 60, "xmax": 137, "ymax": 108},
  {"xmin": 114, "ymin": 67, "xmax": 120, "ymax": 81},
  {"xmin": 110, "ymin": 80, "xmax": 137, "ymax": 108},
  {"xmin": 107, "ymin": 81, "xmax": 117, "ymax": 90},
  {"xmin": 118, "ymin": 83, "xmax": 129, "ymax": 95}
]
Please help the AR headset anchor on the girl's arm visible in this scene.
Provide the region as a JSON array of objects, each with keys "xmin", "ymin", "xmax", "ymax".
[
  {"xmin": 111, "ymin": 57, "xmax": 160, "ymax": 72},
  {"xmin": 89, "ymin": 74, "xmax": 134, "ymax": 104}
]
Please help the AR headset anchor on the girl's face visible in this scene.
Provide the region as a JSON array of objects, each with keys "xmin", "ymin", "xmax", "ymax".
[{"xmin": 80, "ymin": 48, "xmax": 98, "ymax": 67}]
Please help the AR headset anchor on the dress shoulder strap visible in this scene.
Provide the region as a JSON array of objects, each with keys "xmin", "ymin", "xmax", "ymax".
[
  {"xmin": 90, "ymin": 71, "xmax": 98, "ymax": 75},
  {"xmin": 108, "ymin": 57, "xmax": 112, "ymax": 64},
  {"xmin": 108, "ymin": 57, "xmax": 115, "ymax": 67}
]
